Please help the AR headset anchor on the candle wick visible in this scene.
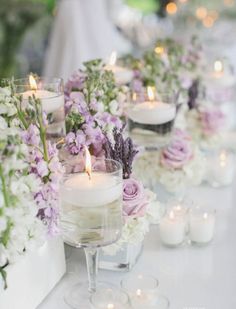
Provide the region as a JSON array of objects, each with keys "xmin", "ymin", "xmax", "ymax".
[{"xmin": 87, "ymin": 171, "xmax": 91, "ymax": 180}]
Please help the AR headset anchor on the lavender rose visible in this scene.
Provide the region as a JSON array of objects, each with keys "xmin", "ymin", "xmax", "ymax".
[
  {"xmin": 161, "ymin": 138, "xmax": 193, "ymax": 169},
  {"xmin": 200, "ymin": 108, "xmax": 225, "ymax": 136},
  {"xmin": 123, "ymin": 178, "xmax": 148, "ymax": 218}
]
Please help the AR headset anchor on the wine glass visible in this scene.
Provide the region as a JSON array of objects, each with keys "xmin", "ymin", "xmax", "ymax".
[{"xmin": 59, "ymin": 153, "xmax": 123, "ymax": 308}]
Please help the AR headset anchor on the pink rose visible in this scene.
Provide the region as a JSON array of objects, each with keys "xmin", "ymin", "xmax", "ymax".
[
  {"xmin": 161, "ymin": 138, "xmax": 193, "ymax": 169},
  {"xmin": 200, "ymin": 108, "xmax": 225, "ymax": 136},
  {"xmin": 123, "ymin": 178, "xmax": 148, "ymax": 218}
]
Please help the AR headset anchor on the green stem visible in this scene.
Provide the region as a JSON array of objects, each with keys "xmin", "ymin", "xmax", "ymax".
[{"xmin": 0, "ymin": 165, "xmax": 9, "ymax": 208}]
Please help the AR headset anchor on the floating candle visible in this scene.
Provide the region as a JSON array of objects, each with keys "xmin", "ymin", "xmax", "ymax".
[
  {"xmin": 104, "ymin": 51, "xmax": 133, "ymax": 85},
  {"xmin": 127, "ymin": 87, "xmax": 176, "ymax": 125},
  {"xmin": 22, "ymin": 75, "xmax": 64, "ymax": 114}
]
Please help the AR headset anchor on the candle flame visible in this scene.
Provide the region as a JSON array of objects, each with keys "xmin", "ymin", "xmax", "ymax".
[
  {"xmin": 220, "ymin": 151, "xmax": 227, "ymax": 161},
  {"xmin": 132, "ymin": 92, "xmax": 137, "ymax": 102},
  {"xmin": 29, "ymin": 75, "xmax": 37, "ymax": 91},
  {"xmin": 214, "ymin": 60, "xmax": 224, "ymax": 73},
  {"xmin": 155, "ymin": 45, "xmax": 165, "ymax": 55},
  {"xmin": 147, "ymin": 86, "xmax": 155, "ymax": 101},
  {"xmin": 136, "ymin": 289, "xmax": 142, "ymax": 297},
  {"xmin": 107, "ymin": 304, "xmax": 114, "ymax": 309},
  {"xmin": 85, "ymin": 146, "xmax": 92, "ymax": 179},
  {"xmin": 109, "ymin": 51, "xmax": 117, "ymax": 66},
  {"xmin": 166, "ymin": 2, "xmax": 178, "ymax": 14},
  {"xmin": 175, "ymin": 205, "xmax": 182, "ymax": 211},
  {"xmin": 169, "ymin": 211, "xmax": 175, "ymax": 220},
  {"xmin": 203, "ymin": 213, "xmax": 208, "ymax": 220}
]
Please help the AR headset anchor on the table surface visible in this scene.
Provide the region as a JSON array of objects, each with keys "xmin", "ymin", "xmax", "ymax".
[{"xmin": 38, "ymin": 181, "xmax": 236, "ymax": 309}]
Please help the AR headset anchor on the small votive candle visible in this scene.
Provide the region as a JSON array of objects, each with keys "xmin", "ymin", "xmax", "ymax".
[
  {"xmin": 189, "ymin": 208, "xmax": 216, "ymax": 245},
  {"xmin": 121, "ymin": 275, "xmax": 169, "ymax": 309},
  {"xmin": 90, "ymin": 287, "xmax": 130, "ymax": 309},
  {"xmin": 206, "ymin": 150, "xmax": 235, "ymax": 187},
  {"xmin": 160, "ymin": 210, "xmax": 185, "ymax": 247}
]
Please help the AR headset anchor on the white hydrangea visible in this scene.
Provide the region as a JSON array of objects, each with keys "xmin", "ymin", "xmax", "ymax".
[{"xmin": 134, "ymin": 146, "xmax": 206, "ymax": 194}]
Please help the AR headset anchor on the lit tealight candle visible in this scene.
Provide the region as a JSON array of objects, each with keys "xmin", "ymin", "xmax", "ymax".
[
  {"xmin": 189, "ymin": 208, "xmax": 216, "ymax": 245},
  {"xmin": 104, "ymin": 51, "xmax": 133, "ymax": 85},
  {"xmin": 22, "ymin": 75, "xmax": 64, "ymax": 114},
  {"xmin": 160, "ymin": 210, "xmax": 185, "ymax": 247},
  {"xmin": 206, "ymin": 150, "xmax": 235, "ymax": 187},
  {"xmin": 121, "ymin": 275, "xmax": 169, "ymax": 309}
]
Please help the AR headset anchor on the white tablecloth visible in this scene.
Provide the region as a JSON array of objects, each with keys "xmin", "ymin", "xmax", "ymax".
[{"xmin": 38, "ymin": 181, "xmax": 236, "ymax": 309}]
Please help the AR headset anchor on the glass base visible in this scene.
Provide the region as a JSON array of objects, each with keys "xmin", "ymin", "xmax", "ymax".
[
  {"xmin": 64, "ymin": 282, "xmax": 91, "ymax": 309},
  {"xmin": 64, "ymin": 282, "xmax": 118, "ymax": 309}
]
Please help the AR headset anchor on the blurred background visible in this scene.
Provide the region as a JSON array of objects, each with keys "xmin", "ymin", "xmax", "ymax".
[{"xmin": 0, "ymin": 0, "xmax": 236, "ymax": 81}]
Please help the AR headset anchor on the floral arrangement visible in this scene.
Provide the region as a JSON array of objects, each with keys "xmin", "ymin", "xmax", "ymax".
[
  {"xmin": 176, "ymin": 88, "xmax": 226, "ymax": 149},
  {"xmin": 64, "ymin": 59, "xmax": 128, "ymax": 156},
  {"xmin": 134, "ymin": 129, "xmax": 206, "ymax": 194},
  {"xmin": 121, "ymin": 37, "xmax": 204, "ymax": 99},
  {"xmin": 0, "ymin": 86, "xmax": 63, "ymax": 286},
  {"xmin": 102, "ymin": 129, "xmax": 163, "ymax": 255}
]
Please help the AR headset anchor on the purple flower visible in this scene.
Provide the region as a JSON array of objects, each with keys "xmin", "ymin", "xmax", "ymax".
[
  {"xmin": 36, "ymin": 160, "xmax": 49, "ymax": 177},
  {"xmin": 161, "ymin": 138, "xmax": 193, "ymax": 169},
  {"xmin": 21, "ymin": 124, "xmax": 40, "ymax": 146},
  {"xmin": 200, "ymin": 108, "xmax": 225, "ymax": 136},
  {"xmin": 123, "ymin": 178, "xmax": 148, "ymax": 218}
]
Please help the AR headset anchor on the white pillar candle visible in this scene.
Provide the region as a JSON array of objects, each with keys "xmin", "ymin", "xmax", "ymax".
[
  {"xmin": 189, "ymin": 209, "xmax": 215, "ymax": 244},
  {"xmin": 159, "ymin": 211, "xmax": 185, "ymax": 246},
  {"xmin": 22, "ymin": 90, "xmax": 64, "ymax": 114},
  {"xmin": 206, "ymin": 150, "xmax": 235, "ymax": 187}
]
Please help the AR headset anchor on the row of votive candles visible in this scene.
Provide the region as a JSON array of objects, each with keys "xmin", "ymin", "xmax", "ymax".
[
  {"xmin": 90, "ymin": 275, "xmax": 169, "ymax": 309},
  {"xmin": 160, "ymin": 203, "xmax": 216, "ymax": 247}
]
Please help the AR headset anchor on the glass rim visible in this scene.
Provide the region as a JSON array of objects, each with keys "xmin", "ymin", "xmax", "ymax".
[
  {"xmin": 120, "ymin": 274, "xmax": 159, "ymax": 291},
  {"xmin": 62, "ymin": 158, "xmax": 123, "ymax": 177},
  {"xmin": 2, "ymin": 77, "xmax": 64, "ymax": 87}
]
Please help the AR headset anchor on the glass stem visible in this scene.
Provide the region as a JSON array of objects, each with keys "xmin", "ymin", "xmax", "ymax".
[{"xmin": 84, "ymin": 248, "xmax": 99, "ymax": 293}]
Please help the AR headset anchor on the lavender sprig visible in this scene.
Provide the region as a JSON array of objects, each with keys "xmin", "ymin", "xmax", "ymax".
[{"xmin": 103, "ymin": 128, "xmax": 138, "ymax": 179}]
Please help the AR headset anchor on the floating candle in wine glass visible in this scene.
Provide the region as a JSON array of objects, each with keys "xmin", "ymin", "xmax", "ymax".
[{"xmin": 104, "ymin": 51, "xmax": 133, "ymax": 85}]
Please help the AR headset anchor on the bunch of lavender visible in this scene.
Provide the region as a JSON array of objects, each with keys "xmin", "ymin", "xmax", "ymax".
[
  {"xmin": 103, "ymin": 128, "xmax": 138, "ymax": 179},
  {"xmin": 64, "ymin": 59, "xmax": 127, "ymax": 156},
  {"xmin": 0, "ymin": 86, "xmax": 63, "ymax": 236}
]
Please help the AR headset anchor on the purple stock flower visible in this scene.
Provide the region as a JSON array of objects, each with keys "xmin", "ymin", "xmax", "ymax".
[{"xmin": 21, "ymin": 124, "xmax": 40, "ymax": 146}]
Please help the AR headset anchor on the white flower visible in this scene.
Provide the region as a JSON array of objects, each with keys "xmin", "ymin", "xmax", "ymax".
[{"xmin": 0, "ymin": 116, "xmax": 7, "ymax": 130}]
